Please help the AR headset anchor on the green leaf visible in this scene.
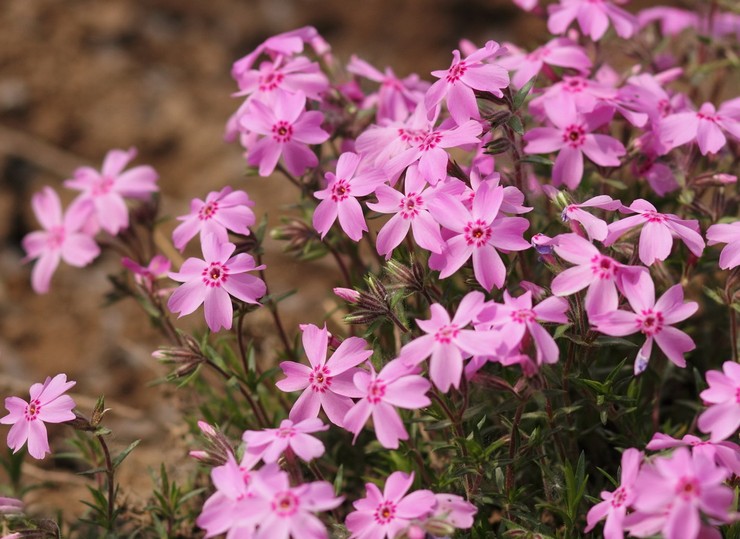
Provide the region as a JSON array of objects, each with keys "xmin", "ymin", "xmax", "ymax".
[
  {"xmin": 112, "ymin": 439, "xmax": 141, "ymax": 469},
  {"xmin": 507, "ymin": 115, "xmax": 524, "ymax": 136},
  {"xmin": 521, "ymin": 155, "xmax": 554, "ymax": 166},
  {"xmin": 512, "ymin": 77, "xmax": 536, "ymax": 110}
]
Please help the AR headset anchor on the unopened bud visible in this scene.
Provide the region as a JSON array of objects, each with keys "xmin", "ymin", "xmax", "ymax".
[
  {"xmin": 333, "ymin": 287, "xmax": 360, "ymax": 303},
  {"xmin": 423, "ymin": 518, "xmax": 457, "ymax": 537},
  {"xmin": 0, "ymin": 496, "xmax": 23, "ymax": 515},
  {"xmin": 484, "ymin": 138, "xmax": 511, "ymax": 155},
  {"xmin": 191, "ymin": 421, "xmax": 233, "ymax": 467},
  {"xmin": 487, "ymin": 110, "xmax": 512, "ymax": 128}
]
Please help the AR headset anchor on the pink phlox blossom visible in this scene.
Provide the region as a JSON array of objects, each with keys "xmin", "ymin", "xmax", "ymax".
[
  {"xmin": 646, "ymin": 433, "xmax": 740, "ymax": 476},
  {"xmin": 21, "ymin": 187, "xmax": 100, "ymax": 294},
  {"xmin": 523, "ymin": 105, "xmax": 626, "ymax": 189},
  {"xmin": 367, "ymin": 164, "xmax": 445, "ymax": 258},
  {"xmin": 344, "ymin": 359, "xmax": 431, "ymax": 449},
  {"xmin": 400, "ymin": 291, "xmax": 501, "ymax": 392},
  {"xmin": 560, "ymin": 194, "xmax": 622, "ymax": 241},
  {"xmin": 603, "ymin": 199, "xmax": 705, "ymax": 265},
  {"xmin": 591, "ymin": 271, "xmax": 697, "ymax": 374},
  {"xmin": 424, "ymin": 40, "xmax": 509, "ymax": 124},
  {"xmin": 240, "ymin": 91, "xmax": 329, "ymax": 177},
  {"xmin": 697, "ymin": 361, "xmax": 740, "ymax": 443},
  {"xmin": 172, "ymin": 186, "xmax": 256, "ymax": 251},
  {"xmin": 243, "ymin": 418, "xmax": 328, "ymax": 464},
  {"xmin": 620, "ymin": 71, "xmax": 687, "ymax": 129},
  {"xmin": 631, "ymin": 153, "xmax": 679, "ymax": 197},
  {"xmin": 467, "ymin": 170, "xmax": 532, "ymax": 215},
  {"xmin": 497, "ymin": 37, "xmax": 592, "ymax": 89},
  {"xmin": 231, "ymin": 26, "xmax": 329, "ymax": 77},
  {"xmin": 345, "ymin": 471, "xmax": 437, "ymax": 539},
  {"xmin": 313, "ymin": 152, "xmax": 385, "ymax": 241},
  {"xmin": 476, "ymin": 290, "xmax": 569, "ymax": 365},
  {"xmin": 427, "ymin": 181, "xmax": 530, "ymax": 291},
  {"xmin": 275, "ymin": 323, "xmax": 371, "ymax": 428},
  {"xmin": 551, "ymin": 233, "xmax": 645, "ymax": 317},
  {"xmin": 637, "ymin": 7, "xmax": 698, "ymax": 36},
  {"xmin": 706, "ymin": 221, "xmax": 740, "ymax": 270},
  {"xmin": 660, "ymin": 98, "xmax": 740, "ymax": 155},
  {"xmin": 354, "ymin": 103, "xmax": 430, "ymax": 169},
  {"xmin": 233, "ymin": 55, "xmax": 329, "ymax": 102},
  {"xmin": 429, "ymin": 493, "xmax": 477, "ymax": 530},
  {"xmin": 121, "ymin": 255, "xmax": 171, "ymax": 293},
  {"xmin": 627, "ymin": 447, "xmax": 733, "ymax": 539},
  {"xmin": 64, "ymin": 147, "xmax": 158, "ymax": 235},
  {"xmin": 1, "ymin": 374, "xmax": 76, "ymax": 460},
  {"xmin": 547, "ymin": 0, "xmax": 637, "ymax": 41},
  {"xmin": 584, "ymin": 448, "xmax": 642, "ymax": 539},
  {"xmin": 167, "ymin": 234, "xmax": 266, "ymax": 332}
]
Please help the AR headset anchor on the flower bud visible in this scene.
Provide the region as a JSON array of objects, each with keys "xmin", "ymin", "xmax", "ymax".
[
  {"xmin": 333, "ymin": 287, "xmax": 360, "ymax": 303},
  {"xmin": 423, "ymin": 517, "xmax": 457, "ymax": 537},
  {"xmin": 484, "ymin": 138, "xmax": 511, "ymax": 155}
]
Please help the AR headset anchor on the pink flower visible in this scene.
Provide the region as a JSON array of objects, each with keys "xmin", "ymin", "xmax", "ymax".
[
  {"xmin": 243, "ymin": 418, "xmax": 328, "ymax": 463},
  {"xmin": 275, "ymin": 324, "xmax": 372, "ymax": 427},
  {"xmin": 121, "ymin": 255, "xmax": 171, "ymax": 293},
  {"xmin": 498, "ymin": 37, "xmax": 592, "ymax": 89},
  {"xmin": 64, "ymin": 147, "xmax": 159, "ymax": 234},
  {"xmin": 424, "ymin": 41, "xmax": 509, "ymax": 124},
  {"xmin": 646, "ymin": 433, "xmax": 740, "ymax": 476},
  {"xmin": 172, "ymin": 187, "xmax": 256, "ymax": 252},
  {"xmin": 21, "ymin": 187, "xmax": 100, "ymax": 294},
  {"xmin": 167, "ymin": 234, "xmax": 266, "ymax": 332},
  {"xmin": 241, "ymin": 91, "xmax": 329, "ymax": 177},
  {"xmin": 660, "ymin": 99, "xmax": 740, "ymax": 155},
  {"xmin": 345, "ymin": 471, "xmax": 437, "ymax": 539},
  {"xmin": 603, "ymin": 199, "xmax": 705, "ymax": 266},
  {"xmin": 430, "ymin": 493, "xmax": 477, "ymax": 530},
  {"xmin": 706, "ymin": 221, "xmax": 740, "ymax": 270},
  {"xmin": 591, "ymin": 272, "xmax": 697, "ymax": 374},
  {"xmin": 523, "ymin": 106, "xmax": 626, "ymax": 189},
  {"xmin": 585, "ymin": 448, "xmax": 642, "ymax": 539},
  {"xmin": 547, "ymin": 0, "xmax": 637, "ymax": 41},
  {"xmin": 313, "ymin": 152, "xmax": 384, "ymax": 241},
  {"xmin": 233, "ymin": 55, "xmax": 328, "ymax": 102},
  {"xmin": 400, "ymin": 291, "xmax": 499, "ymax": 392},
  {"xmin": 560, "ymin": 195, "xmax": 622, "ymax": 241},
  {"xmin": 344, "ymin": 359, "xmax": 431, "ymax": 449},
  {"xmin": 698, "ymin": 362, "xmax": 740, "ymax": 442},
  {"xmin": 1, "ymin": 374, "xmax": 76, "ymax": 459},
  {"xmin": 231, "ymin": 27, "xmax": 329, "ymax": 75}
]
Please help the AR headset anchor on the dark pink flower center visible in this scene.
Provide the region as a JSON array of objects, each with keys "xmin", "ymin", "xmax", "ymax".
[
  {"xmin": 590, "ymin": 255, "xmax": 617, "ymax": 280},
  {"xmin": 198, "ymin": 201, "xmax": 219, "ymax": 220},
  {"xmin": 657, "ymin": 99, "xmax": 672, "ymax": 117},
  {"xmin": 511, "ymin": 308, "xmax": 536, "ymax": 324},
  {"xmin": 331, "ymin": 179, "xmax": 351, "ymax": 202},
  {"xmin": 367, "ymin": 379, "xmax": 387, "ymax": 404},
  {"xmin": 562, "ymin": 124, "xmax": 586, "ymax": 148},
  {"xmin": 735, "ymin": 387, "xmax": 740, "ymax": 404},
  {"xmin": 562, "ymin": 205, "xmax": 577, "ymax": 220},
  {"xmin": 202, "ymin": 262, "xmax": 229, "ymax": 287},
  {"xmin": 446, "ymin": 61, "xmax": 468, "ymax": 83},
  {"xmin": 464, "ymin": 219, "xmax": 492, "ymax": 247},
  {"xmin": 696, "ymin": 111, "xmax": 718, "ymax": 123},
  {"xmin": 382, "ymin": 77, "xmax": 403, "ymax": 91},
  {"xmin": 676, "ymin": 477, "xmax": 700, "ymax": 501},
  {"xmin": 564, "ymin": 78, "xmax": 587, "ymax": 93},
  {"xmin": 308, "ymin": 365, "xmax": 332, "ymax": 393},
  {"xmin": 419, "ymin": 131, "xmax": 443, "ymax": 151},
  {"xmin": 272, "ymin": 491, "xmax": 299, "ymax": 516},
  {"xmin": 398, "ymin": 128, "xmax": 425, "ymax": 144},
  {"xmin": 259, "ymin": 70, "xmax": 285, "ymax": 92},
  {"xmin": 92, "ymin": 175, "xmax": 115, "ymax": 196},
  {"xmin": 636, "ymin": 309, "xmax": 664, "ymax": 336},
  {"xmin": 25, "ymin": 399, "xmax": 41, "ymax": 421},
  {"xmin": 610, "ymin": 486, "xmax": 628, "ymax": 508},
  {"xmin": 374, "ymin": 501, "xmax": 397, "ymax": 524},
  {"xmin": 434, "ymin": 324, "xmax": 460, "ymax": 344},
  {"xmin": 47, "ymin": 226, "xmax": 66, "ymax": 250},
  {"xmin": 276, "ymin": 426, "xmax": 296, "ymax": 438},
  {"xmin": 272, "ymin": 121, "xmax": 294, "ymax": 143},
  {"xmin": 399, "ymin": 193, "xmax": 423, "ymax": 219},
  {"xmin": 641, "ymin": 210, "xmax": 666, "ymax": 223}
]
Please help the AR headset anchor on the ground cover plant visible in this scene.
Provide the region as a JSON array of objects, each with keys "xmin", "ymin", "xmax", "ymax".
[{"xmin": 2, "ymin": 0, "xmax": 739, "ymax": 537}]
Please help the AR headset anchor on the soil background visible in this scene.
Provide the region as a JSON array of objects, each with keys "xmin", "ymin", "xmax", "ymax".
[{"xmin": 0, "ymin": 0, "xmax": 677, "ymax": 531}]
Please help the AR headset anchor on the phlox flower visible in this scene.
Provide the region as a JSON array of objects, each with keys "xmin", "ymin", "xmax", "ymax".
[
  {"xmin": 646, "ymin": 433, "xmax": 740, "ymax": 476},
  {"xmin": 172, "ymin": 186, "xmax": 256, "ymax": 251},
  {"xmin": 430, "ymin": 493, "xmax": 477, "ymax": 531},
  {"xmin": 547, "ymin": 0, "xmax": 637, "ymax": 41},
  {"xmin": 345, "ymin": 471, "xmax": 437, "ymax": 539},
  {"xmin": 591, "ymin": 272, "xmax": 697, "ymax": 374},
  {"xmin": 242, "ymin": 418, "xmax": 328, "ymax": 463},
  {"xmin": 1, "ymin": 374, "xmax": 76, "ymax": 460},
  {"xmin": 637, "ymin": 7, "xmax": 698, "ymax": 36},
  {"xmin": 560, "ymin": 195, "xmax": 622, "ymax": 241},
  {"xmin": 167, "ymin": 234, "xmax": 266, "ymax": 332},
  {"xmin": 313, "ymin": 152, "xmax": 385, "ymax": 242},
  {"xmin": 64, "ymin": 147, "xmax": 158, "ymax": 234},
  {"xmin": 697, "ymin": 361, "xmax": 740, "ymax": 442},
  {"xmin": 344, "ymin": 359, "xmax": 431, "ymax": 449},
  {"xmin": 275, "ymin": 323, "xmax": 371, "ymax": 427},
  {"xmin": 476, "ymin": 290, "xmax": 569, "ymax": 365},
  {"xmin": 232, "ymin": 55, "xmax": 328, "ymax": 102},
  {"xmin": 706, "ymin": 221, "xmax": 740, "ymax": 270},
  {"xmin": 424, "ymin": 40, "xmax": 509, "ymax": 124},
  {"xmin": 121, "ymin": 255, "xmax": 171, "ymax": 293},
  {"xmin": 399, "ymin": 291, "xmax": 500, "ymax": 392},
  {"xmin": 660, "ymin": 98, "xmax": 740, "ymax": 155},
  {"xmin": 231, "ymin": 26, "xmax": 329, "ymax": 76},
  {"xmin": 22, "ymin": 187, "xmax": 100, "ymax": 294},
  {"xmin": 241, "ymin": 91, "xmax": 329, "ymax": 177},
  {"xmin": 603, "ymin": 199, "xmax": 704, "ymax": 266},
  {"xmin": 497, "ymin": 37, "xmax": 592, "ymax": 89},
  {"xmin": 584, "ymin": 448, "xmax": 642, "ymax": 539},
  {"xmin": 523, "ymin": 106, "xmax": 625, "ymax": 189}
]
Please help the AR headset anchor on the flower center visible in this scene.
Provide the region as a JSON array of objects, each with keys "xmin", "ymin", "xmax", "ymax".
[
  {"xmin": 511, "ymin": 309, "xmax": 536, "ymax": 324},
  {"xmin": 636, "ymin": 309, "xmax": 664, "ymax": 336},
  {"xmin": 657, "ymin": 99, "xmax": 672, "ymax": 117},
  {"xmin": 610, "ymin": 486, "xmax": 628, "ymax": 508},
  {"xmin": 696, "ymin": 111, "xmax": 718, "ymax": 123},
  {"xmin": 374, "ymin": 501, "xmax": 396, "ymax": 524},
  {"xmin": 399, "ymin": 193, "xmax": 423, "ymax": 219},
  {"xmin": 564, "ymin": 77, "xmax": 587, "ymax": 93},
  {"xmin": 735, "ymin": 387, "xmax": 740, "ymax": 404},
  {"xmin": 641, "ymin": 210, "xmax": 666, "ymax": 223},
  {"xmin": 676, "ymin": 477, "xmax": 701, "ymax": 501},
  {"xmin": 272, "ymin": 120, "xmax": 294, "ymax": 143},
  {"xmin": 202, "ymin": 262, "xmax": 229, "ymax": 287},
  {"xmin": 562, "ymin": 124, "xmax": 586, "ymax": 148},
  {"xmin": 434, "ymin": 324, "xmax": 460, "ymax": 344},
  {"xmin": 464, "ymin": 219, "xmax": 492, "ymax": 247},
  {"xmin": 308, "ymin": 366, "xmax": 332, "ymax": 393},
  {"xmin": 367, "ymin": 379, "xmax": 387, "ymax": 404},
  {"xmin": 259, "ymin": 70, "xmax": 285, "ymax": 92},
  {"xmin": 272, "ymin": 492, "xmax": 299, "ymax": 516},
  {"xmin": 276, "ymin": 426, "xmax": 296, "ymax": 438},
  {"xmin": 330, "ymin": 179, "xmax": 351, "ymax": 202},
  {"xmin": 419, "ymin": 131, "xmax": 443, "ymax": 151},
  {"xmin": 398, "ymin": 128, "xmax": 425, "ymax": 144},
  {"xmin": 92, "ymin": 175, "xmax": 115, "ymax": 196},
  {"xmin": 590, "ymin": 255, "xmax": 617, "ymax": 280},
  {"xmin": 25, "ymin": 399, "xmax": 41, "ymax": 421},
  {"xmin": 47, "ymin": 226, "xmax": 66, "ymax": 249},
  {"xmin": 446, "ymin": 61, "xmax": 468, "ymax": 83},
  {"xmin": 198, "ymin": 201, "xmax": 219, "ymax": 221}
]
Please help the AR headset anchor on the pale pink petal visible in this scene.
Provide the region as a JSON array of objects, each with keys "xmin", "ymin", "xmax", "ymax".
[
  {"xmin": 276, "ymin": 362, "xmax": 311, "ymax": 392},
  {"xmin": 384, "ymin": 471, "xmax": 414, "ymax": 503},
  {"xmin": 319, "ymin": 391, "xmax": 355, "ymax": 427},
  {"xmin": 552, "ymin": 265, "xmax": 593, "ymax": 296},
  {"xmin": 395, "ymin": 490, "xmax": 437, "ymax": 519},
  {"xmin": 472, "ymin": 244, "xmax": 506, "ymax": 291},
  {"xmin": 373, "ymin": 403, "xmax": 408, "ymax": 448},
  {"xmin": 582, "ymin": 134, "xmax": 625, "ymax": 167},
  {"xmin": 326, "ymin": 337, "xmax": 372, "ymax": 374},
  {"xmin": 553, "ymin": 146, "xmax": 584, "ymax": 189},
  {"xmin": 203, "ymin": 288, "xmax": 233, "ymax": 331},
  {"xmin": 410, "ymin": 211, "xmax": 445, "ymax": 254},
  {"xmin": 61, "ymin": 234, "xmax": 100, "ymax": 267},
  {"xmin": 289, "ymin": 432, "xmax": 325, "ymax": 461},
  {"xmin": 31, "ymin": 187, "xmax": 62, "ymax": 229},
  {"xmin": 523, "ymin": 127, "xmax": 564, "ymax": 154},
  {"xmin": 222, "ymin": 274, "xmax": 265, "ymax": 305},
  {"xmin": 31, "ymin": 252, "xmax": 61, "ymax": 294},
  {"xmin": 302, "ymin": 324, "xmax": 328, "ymax": 368},
  {"xmin": 639, "ymin": 221, "xmax": 672, "ymax": 265},
  {"xmin": 592, "ymin": 310, "xmax": 639, "ymax": 337},
  {"xmin": 337, "ymin": 197, "xmax": 368, "ymax": 241},
  {"xmin": 167, "ymin": 280, "xmax": 207, "ymax": 316},
  {"xmin": 376, "ymin": 213, "xmax": 410, "ymax": 258},
  {"xmin": 384, "ymin": 376, "xmax": 431, "ymax": 408},
  {"xmin": 289, "ymin": 388, "xmax": 322, "ymax": 423},
  {"xmin": 312, "ymin": 199, "xmax": 338, "ymax": 239},
  {"xmin": 696, "ymin": 120, "xmax": 726, "ymax": 155},
  {"xmin": 430, "ymin": 343, "xmax": 463, "ymax": 392},
  {"xmin": 653, "ymin": 326, "xmax": 693, "ymax": 368},
  {"xmin": 26, "ymin": 420, "xmax": 50, "ymax": 459},
  {"xmin": 533, "ymin": 296, "xmax": 569, "ymax": 323},
  {"xmin": 343, "ymin": 399, "xmax": 373, "ymax": 441},
  {"xmin": 528, "ymin": 321, "xmax": 559, "ymax": 364}
]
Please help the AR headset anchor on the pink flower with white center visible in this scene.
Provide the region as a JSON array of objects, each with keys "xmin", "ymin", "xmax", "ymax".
[
  {"xmin": 547, "ymin": 0, "xmax": 637, "ymax": 41},
  {"xmin": 243, "ymin": 418, "xmax": 328, "ymax": 463},
  {"xmin": 344, "ymin": 359, "xmax": 431, "ymax": 449},
  {"xmin": 697, "ymin": 362, "xmax": 740, "ymax": 443},
  {"xmin": 21, "ymin": 187, "xmax": 100, "ymax": 294},
  {"xmin": 233, "ymin": 56, "xmax": 329, "ymax": 101},
  {"xmin": 240, "ymin": 91, "xmax": 329, "ymax": 177},
  {"xmin": 497, "ymin": 37, "xmax": 592, "ymax": 89},
  {"xmin": 367, "ymin": 165, "xmax": 445, "ymax": 258},
  {"xmin": 64, "ymin": 147, "xmax": 159, "ymax": 235},
  {"xmin": 627, "ymin": 448, "xmax": 733, "ymax": 539},
  {"xmin": 167, "ymin": 234, "xmax": 266, "ymax": 332},
  {"xmin": 172, "ymin": 187, "xmax": 256, "ymax": 251},
  {"xmin": 345, "ymin": 471, "xmax": 437, "ymax": 539},
  {"xmin": 427, "ymin": 182, "xmax": 530, "ymax": 291},
  {"xmin": 584, "ymin": 448, "xmax": 642, "ymax": 539},
  {"xmin": 276, "ymin": 324, "xmax": 371, "ymax": 428},
  {"xmin": 550, "ymin": 233, "xmax": 645, "ymax": 317},
  {"xmin": 1, "ymin": 374, "xmax": 76, "ymax": 460},
  {"xmin": 424, "ymin": 40, "xmax": 509, "ymax": 124},
  {"xmin": 646, "ymin": 433, "xmax": 740, "ymax": 476},
  {"xmin": 591, "ymin": 272, "xmax": 697, "ymax": 374},
  {"xmin": 603, "ymin": 199, "xmax": 705, "ymax": 266},
  {"xmin": 706, "ymin": 221, "xmax": 740, "ymax": 270},
  {"xmin": 121, "ymin": 255, "xmax": 171, "ymax": 293},
  {"xmin": 660, "ymin": 99, "xmax": 740, "ymax": 155},
  {"xmin": 523, "ymin": 106, "xmax": 626, "ymax": 189},
  {"xmin": 560, "ymin": 195, "xmax": 622, "ymax": 241},
  {"xmin": 313, "ymin": 152, "xmax": 385, "ymax": 242},
  {"xmin": 477, "ymin": 291, "xmax": 569, "ymax": 365},
  {"xmin": 399, "ymin": 291, "xmax": 500, "ymax": 392}
]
